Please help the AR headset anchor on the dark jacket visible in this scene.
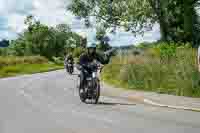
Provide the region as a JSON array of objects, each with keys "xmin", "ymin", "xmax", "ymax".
[
  {"xmin": 79, "ymin": 52, "xmax": 104, "ymax": 66},
  {"xmin": 66, "ymin": 54, "xmax": 74, "ymax": 62}
]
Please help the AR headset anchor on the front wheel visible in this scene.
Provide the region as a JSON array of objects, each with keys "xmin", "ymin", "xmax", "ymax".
[
  {"xmin": 93, "ymin": 79, "xmax": 100, "ymax": 104},
  {"xmin": 65, "ymin": 65, "xmax": 68, "ymax": 73},
  {"xmin": 79, "ymin": 88, "xmax": 86, "ymax": 103},
  {"xmin": 67, "ymin": 64, "xmax": 73, "ymax": 74},
  {"xmin": 69, "ymin": 66, "xmax": 73, "ymax": 74}
]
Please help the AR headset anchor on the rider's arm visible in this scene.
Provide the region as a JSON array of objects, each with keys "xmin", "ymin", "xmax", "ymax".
[{"xmin": 94, "ymin": 53, "xmax": 106, "ymax": 65}]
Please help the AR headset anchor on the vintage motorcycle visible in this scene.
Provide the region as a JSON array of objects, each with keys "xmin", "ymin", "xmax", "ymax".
[{"xmin": 78, "ymin": 62, "xmax": 102, "ymax": 104}]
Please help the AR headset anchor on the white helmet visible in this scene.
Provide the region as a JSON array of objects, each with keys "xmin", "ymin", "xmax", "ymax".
[
  {"xmin": 87, "ymin": 42, "xmax": 96, "ymax": 48},
  {"xmin": 77, "ymin": 32, "xmax": 87, "ymax": 38}
]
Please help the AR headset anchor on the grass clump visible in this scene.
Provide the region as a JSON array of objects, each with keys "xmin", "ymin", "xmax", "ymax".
[{"xmin": 102, "ymin": 43, "xmax": 200, "ymax": 97}]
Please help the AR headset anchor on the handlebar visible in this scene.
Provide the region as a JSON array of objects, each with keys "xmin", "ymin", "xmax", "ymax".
[{"xmin": 78, "ymin": 62, "xmax": 103, "ymax": 72}]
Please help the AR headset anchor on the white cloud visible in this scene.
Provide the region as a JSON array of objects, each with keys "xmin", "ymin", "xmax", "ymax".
[
  {"xmin": 0, "ymin": 30, "xmax": 17, "ymax": 40},
  {"xmin": 0, "ymin": 0, "xmax": 160, "ymax": 45},
  {"xmin": 31, "ymin": 0, "xmax": 74, "ymax": 26},
  {"xmin": 0, "ymin": 0, "xmax": 33, "ymax": 15},
  {"xmin": 0, "ymin": 0, "xmax": 73, "ymax": 40},
  {"xmin": 33, "ymin": 0, "xmax": 67, "ymax": 9},
  {"xmin": 7, "ymin": 13, "xmax": 26, "ymax": 33}
]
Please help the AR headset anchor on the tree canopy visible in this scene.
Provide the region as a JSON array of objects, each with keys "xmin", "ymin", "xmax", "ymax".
[
  {"xmin": 68, "ymin": 0, "xmax": 197, "ymax": 46},
  {"xmin": 8, "ymin": 15, "xmax": 84, "ymax": 59}
]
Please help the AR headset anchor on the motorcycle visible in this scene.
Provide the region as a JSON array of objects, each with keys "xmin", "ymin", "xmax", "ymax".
[
  {"xmin": 67, "ymin": 60, "xmax": 74, "ymax": 74},
  {"xmin": 78, "ymin": 62, "xmax": 102, "ymax": 104},
  {"xmin": 64, "ymin": 59, "xmax": 74, "ymax": 74}
]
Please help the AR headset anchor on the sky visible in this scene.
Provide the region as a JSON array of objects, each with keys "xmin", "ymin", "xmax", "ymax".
[{"xmin": 0, "ymin": 0, "xmax": 161, "ymax": 46}]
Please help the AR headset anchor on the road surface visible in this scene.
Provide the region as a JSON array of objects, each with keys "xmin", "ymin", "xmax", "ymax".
[{"xmin": 0, "ymin": 70, "xmax": 200, "ymax": 133}]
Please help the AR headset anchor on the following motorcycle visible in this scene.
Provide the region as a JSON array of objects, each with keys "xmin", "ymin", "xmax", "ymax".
[
  {"xmin": 64, "ymin": 59, "xmax": 74, "ymax": 74},
  {"xmin": 67, "ymin": 60, "xmax": 74, "ymax": 74}
]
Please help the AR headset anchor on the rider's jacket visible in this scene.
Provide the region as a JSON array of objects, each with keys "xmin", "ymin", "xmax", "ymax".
[
  {"xmin": 66, "ymin": 55, "xmax": 74, "ymax": 63},
  {"xmin": 79, "ymin": 52, "xmax": 103, "ymax": 67}
]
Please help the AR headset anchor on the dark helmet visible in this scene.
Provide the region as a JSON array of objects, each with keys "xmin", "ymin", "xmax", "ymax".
[{"xmin": 68, "ymin": 53, "xmax": 73, "ymax": 57}]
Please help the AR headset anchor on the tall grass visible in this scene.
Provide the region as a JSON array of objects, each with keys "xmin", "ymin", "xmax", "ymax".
[
  {"xmin": 102, "ymin": 47, "xmax": 200, "ymax": 97},
  {"xmin": 0, "ymin": 56, "xmax": 48, "ymax": 68}
]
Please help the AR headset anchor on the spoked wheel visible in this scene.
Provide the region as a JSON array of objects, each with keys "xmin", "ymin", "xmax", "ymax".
[
  {"xmin": 79, "ymin": 80, "xmax": 87, "ymax": 103},
  {"xmin": 69, "ymin": 67, "xmax": 73, "ymax": 74},
  {"xmin": 92, "ymin": 79, "xmax": 100, "ymax": 104},
  {"xmin": 71, "ymin": 67, "xmax": 74, "ymax": 74},
  {"xmin": 65, "ymin": 66, "xmax": 68, "ymax": 73},
  {"xmin": 79, "ymin": 88, "xmax": 86, "ymax": 103}
]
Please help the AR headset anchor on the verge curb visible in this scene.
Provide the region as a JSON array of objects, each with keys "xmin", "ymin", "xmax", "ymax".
[
  {"xmin": 102, "ymin": 82, "xmax": 200, "ymax": 112},
  {"xmin": 143, "ymin": 98, "xmax": 200, "ymax": 112}
]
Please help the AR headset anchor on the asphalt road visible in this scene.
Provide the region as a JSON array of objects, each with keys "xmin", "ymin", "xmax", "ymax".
[{"xmin": 0, "ymin": 70, "xmax": 200, "ymax": 133}]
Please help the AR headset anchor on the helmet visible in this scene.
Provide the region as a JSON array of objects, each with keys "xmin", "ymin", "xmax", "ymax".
[
  {"xmin": 87, "ymin": 42, "xmax": 96, "ymax": 55},
  {"xmin": 77, "ymin": 32, "xmax": 87, "ymax": 39},
  {"xmin": 87, "ymin": 42, "xmax": 96, "ymax": 49}
]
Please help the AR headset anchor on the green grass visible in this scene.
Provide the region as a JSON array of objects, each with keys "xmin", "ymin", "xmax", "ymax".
[
  {"xmin": 102, "ymin": 46, "xmax": 200, "ymax": 98},
  {"xmin": 0, "ymin": 63, "xmax": 63, "ymax": 78}
]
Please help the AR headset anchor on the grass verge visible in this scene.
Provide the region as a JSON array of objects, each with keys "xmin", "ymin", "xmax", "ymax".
[
  {"xmin": 0, "ymin": 63, "xmax": 63, "ymax": 78},
  {"xmin": 102, "ymin": 46, "xmax": 200, "ymax": 98}
]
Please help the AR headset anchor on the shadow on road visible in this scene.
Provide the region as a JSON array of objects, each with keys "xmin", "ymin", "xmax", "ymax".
[
  {"xmin": 72, "ymin": 73, "xmax": 79, "ymax": 76},
  {"xmin": 97, "ymin": 102, "xmax": 136, "ymax": 106}
]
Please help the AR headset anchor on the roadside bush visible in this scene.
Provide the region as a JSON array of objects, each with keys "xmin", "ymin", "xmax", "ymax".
[
  {"xmin": 119, "ymin": 65, "xmax": 129, "ymax": 82},
  {"xmin": 52, "ymin": 56, "xmax": 63, "ymax": 65},
  {"xmin": 0, "ymin": 48, "xmax": 3, "ymax": 55},
  {"xmin": 0, "ymin": 48, "xmax": 10, "ymax": 56}
]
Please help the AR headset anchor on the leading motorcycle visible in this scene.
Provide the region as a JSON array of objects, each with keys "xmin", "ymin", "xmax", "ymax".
[{"xmin": 78, "ymin": 62, "xmax": 102, "ymax": 104}]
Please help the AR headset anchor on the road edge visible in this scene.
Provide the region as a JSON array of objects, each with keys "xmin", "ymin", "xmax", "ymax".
[
  {"xmin": 143, "ymin": 98, "xmax": 200, "ymax": 112},
  {"xmin": 102, "ymin": 82, "xmax": 200, "ymax": 112}
]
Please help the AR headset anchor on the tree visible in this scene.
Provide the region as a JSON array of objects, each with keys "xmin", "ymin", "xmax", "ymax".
[
  {"xmin": 68, "ymin": 0, "xmax": 194, "ymax": 44},
  {"xmin": 9, "ymin": 15, "xmax": 83, "ymax": 59},
  {"xmin": 95, "ymin": 25, "xmax": 111, "ymax": 51},
  {"xmin": 193, "ymin": 0, "xmax": 200, "ymax": 47},
  {"xmin": 0, "ymin": 39, "xmax": 9, "ymax": 47},
  {"xmin": 68, "ymin": 0, "xmax": 155, "ymax": 35},
  {"xmin": 56, "ymin": 24, "xmax": 71, "ymax": 33}
]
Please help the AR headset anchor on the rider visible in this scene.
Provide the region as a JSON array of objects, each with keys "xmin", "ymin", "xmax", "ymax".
[
  {"xmin": 66, "ymin": 53, "xmax": 74, "ymax": 63},
  {"xmin": 78, "ymin": 42, "xmax": 104, "ymax": 89},
  {"xmin": 65, "ymin": 52, "xmax": 74, "ymax": 70}
]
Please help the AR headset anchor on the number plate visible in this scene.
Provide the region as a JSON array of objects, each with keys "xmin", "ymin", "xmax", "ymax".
[
  {"xmin": 86, "ymin": 77, "xmax": 92, "ymax": 80},
  {"xmin": 92, "ymin": 72, "xmax": 97, "ymax": 78}
]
